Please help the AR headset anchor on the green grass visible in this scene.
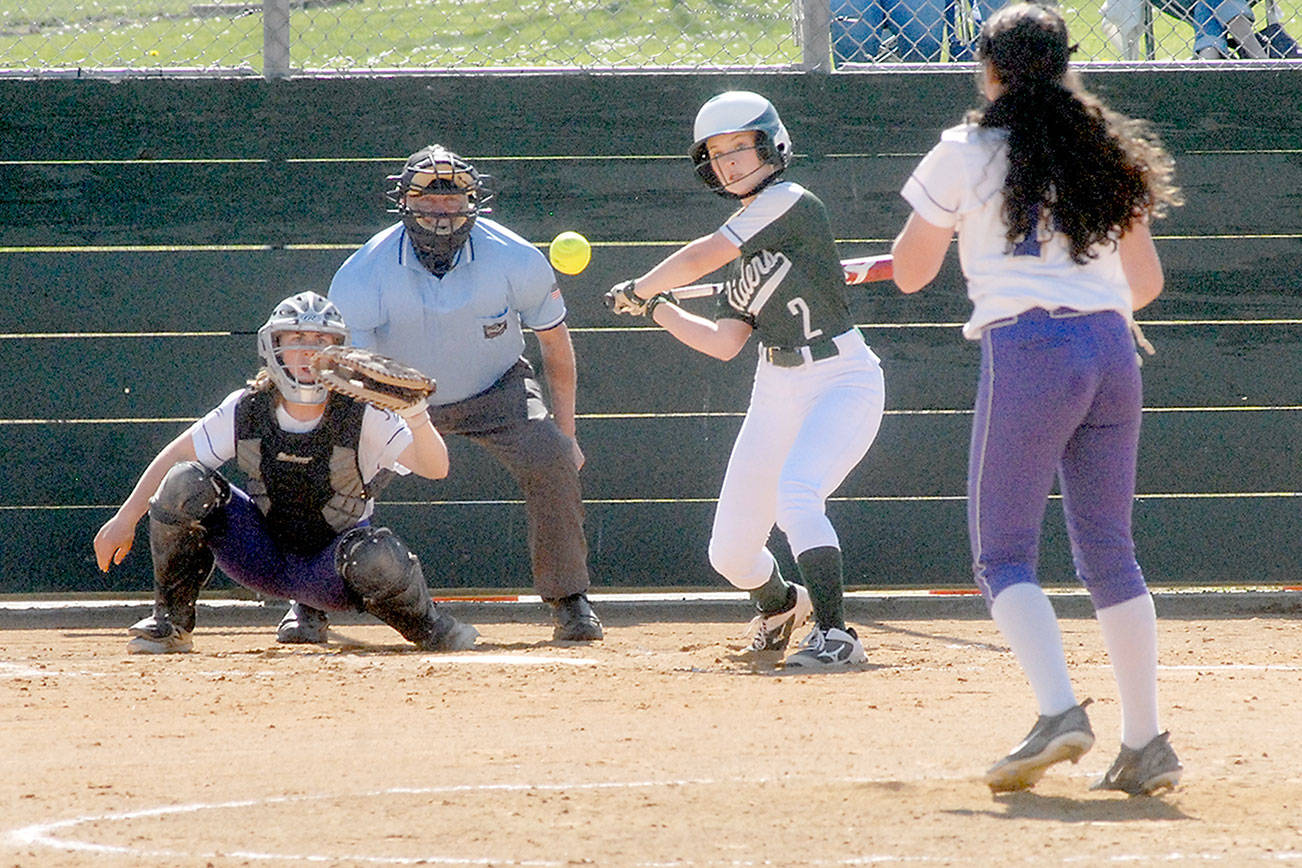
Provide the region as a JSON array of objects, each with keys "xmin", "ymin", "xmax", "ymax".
[{"xmin": 1, "ymin": 0, "xmax": 1298, "ymax": 70}]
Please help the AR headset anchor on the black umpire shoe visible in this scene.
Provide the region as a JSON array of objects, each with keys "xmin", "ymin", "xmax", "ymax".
[{"xmin": 549, "ymin": 593, "xmax": 604, "ymax": 641}]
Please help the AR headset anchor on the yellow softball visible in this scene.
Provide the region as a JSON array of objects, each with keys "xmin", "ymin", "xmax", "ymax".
[{"xmin": 548, "ymin": 231, "xmax": 591, "ymax": 275}]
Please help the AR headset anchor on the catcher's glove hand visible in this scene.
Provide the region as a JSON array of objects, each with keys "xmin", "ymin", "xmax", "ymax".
[
  {"xmin": 310, "ymin": 345, "xmax": 435, "ymax": 418},
  {"xmin": 604, "ymin": 280, "xmax": 649, "ymax": 316}
]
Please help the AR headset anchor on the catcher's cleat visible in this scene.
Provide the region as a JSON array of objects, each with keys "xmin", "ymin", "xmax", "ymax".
[
  {"xmin": 276, "ymin": 601, "xmax": 330, "ymax": 644},
  {"xmin": 985, "ymin": 699, "xmax": 1095, "ymax": 793},
  {"xmin": 1091, "ymin": 731, "xmax": 1182, "ymax": 796},
  {"xmin": 744, "ymin": 583, "xmax": 812, "ymax": 654},
  {"xmin": 420, "ymin": 610, "xmax": 479, "ymax": 652},
  {"xmin": 549, "ymin": 593, "xmax": 604, "ymax": 642},
  {"xmin": 127, "ymin": 615, "xmax": 194, "ymax": 655},
  {"xmin": 783, "ymin": 625, "xmax": 867, "ymax": 670}
]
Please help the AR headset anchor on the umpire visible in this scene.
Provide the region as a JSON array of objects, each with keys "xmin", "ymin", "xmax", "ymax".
[{"xmin": 277, "ymin": 143, "xmax": 602, "ymax": 643}]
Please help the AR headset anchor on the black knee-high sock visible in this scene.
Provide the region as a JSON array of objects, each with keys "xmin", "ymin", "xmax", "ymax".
[
  {"xmin": 748, "ymin": 565, "xmax": 791, "ymax": 614},
  {"xmin": 798, "ymin": 546, "xmax": 845, "ymax": 630}
]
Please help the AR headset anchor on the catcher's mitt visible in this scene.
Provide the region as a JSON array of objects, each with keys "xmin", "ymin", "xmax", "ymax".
[{"xmin": 310, "ymin": 345, "xmax": 435, "ymax": 417}]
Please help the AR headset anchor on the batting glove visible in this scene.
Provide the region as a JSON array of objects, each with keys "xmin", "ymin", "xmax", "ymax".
[{"xmin": 604, "ymin": 280, "xmax": 649, "ymax": 316}]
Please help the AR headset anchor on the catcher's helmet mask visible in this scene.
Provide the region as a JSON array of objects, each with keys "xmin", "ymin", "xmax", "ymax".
[
  {"xmin": 690, "ymin": 91, "xmax": 792, "ymax": 199},
  {"xmin": 256, "ymin": 292, "xmax": 350, "ymax": 405},
  {"xmin": 385, "ymin": 144, "xmax": 495, "ymax": 274}
]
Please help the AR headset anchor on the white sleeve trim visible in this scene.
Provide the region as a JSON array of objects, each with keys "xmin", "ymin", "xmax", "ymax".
[
  {"xmin": 719, "ymin": 182, "xmax": 803, "ymax": 247},
  {"xmin": 190, "ymin": 389, "xmax": 243, "ymax": 469},
  {"xmin": 902, "ymin": 172, "xmax": 960, "ymax": 229}
]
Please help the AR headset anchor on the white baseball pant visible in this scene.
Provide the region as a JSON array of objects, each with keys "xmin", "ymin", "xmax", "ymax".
[{"xmin": 707, "ymin": 329, "xmax": 886, "ymax": 590}]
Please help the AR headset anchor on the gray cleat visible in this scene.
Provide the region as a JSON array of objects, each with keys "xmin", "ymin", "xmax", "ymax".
[
  {"xmin": 986, "ymin": 699, "xmax": 1095, "ymax": 792},
  {"xmin": 783, "ymin": 625, "xmax": 867, "ymax": 670},
  {"xmin": 277, "ymin": 600, "xmax": 329, "ymax": 644},
  {"xmin": 127, "ymin": 614, "xmax": 194, "ymax": 654},
  {"xmin": 1092, "ymin": 731, "xmax": 1182, "ymax": 796},
  {"xmin": 421, "ymin": 610, "xmax": 479, "ymax": 652}
]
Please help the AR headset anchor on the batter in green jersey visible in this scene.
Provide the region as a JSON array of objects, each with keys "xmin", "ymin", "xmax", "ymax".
[
  {"xmin": 716, "ymin": 182, "xmax": 855, "ymax": 350},
  {"xmin": 605, "ymin": 91, "xmax": 887, "ymax": 670}
]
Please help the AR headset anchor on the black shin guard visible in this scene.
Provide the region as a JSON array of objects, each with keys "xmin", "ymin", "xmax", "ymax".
[
  {"xmin": 797, "ymin": 546, "xmax": 845, "ymax": 631},
  {"xmin": 147, "ymin": 462, "xmax": 225, "ymax": 632},
  {"xmin": 146, "ymin": 518, "xmax": 213, "ymax": 632},
  {"xmin": 335, "ymin": 527, "xmax": 443, "ymax": 647}
]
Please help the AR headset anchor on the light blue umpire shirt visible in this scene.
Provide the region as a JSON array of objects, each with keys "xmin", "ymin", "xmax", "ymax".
[{"xmin": 328, "ymin": 217, "xmax": 567, "ymax": 406}]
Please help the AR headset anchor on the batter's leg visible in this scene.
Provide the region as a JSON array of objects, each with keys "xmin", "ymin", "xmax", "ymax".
[
  {"xmin": 775, "ymin": 358, "xmax": 885, "ymax": 629},
  {"xmin": 707, "ymin": 382, "xmax": 803, "ymax": 592}
]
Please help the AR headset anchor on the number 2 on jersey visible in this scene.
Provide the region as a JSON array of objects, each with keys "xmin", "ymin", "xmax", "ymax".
[{"xmin": 787, "ymin": 297, "xmax": 823, "ymax": 341}]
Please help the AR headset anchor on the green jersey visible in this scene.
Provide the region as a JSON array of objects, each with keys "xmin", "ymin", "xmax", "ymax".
[{"xmin": 715, "ymin": 181, "xmax": 853, "ymax": 348}]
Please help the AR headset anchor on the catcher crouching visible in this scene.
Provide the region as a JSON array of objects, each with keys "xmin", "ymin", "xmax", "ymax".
[{"xmin": 92, "ymin": 291, "xmax": 477, "ymax": 654}]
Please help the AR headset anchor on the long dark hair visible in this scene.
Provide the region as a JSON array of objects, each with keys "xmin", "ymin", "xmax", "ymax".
[{"xmin": 971, "ymin": 3, "xmax": 1181, "ymax": 263}]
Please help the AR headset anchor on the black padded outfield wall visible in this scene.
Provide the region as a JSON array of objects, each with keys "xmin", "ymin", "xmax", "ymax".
[{"xmin": 0, "ymin": 71, "xmax": 1298, "ymax": 594}]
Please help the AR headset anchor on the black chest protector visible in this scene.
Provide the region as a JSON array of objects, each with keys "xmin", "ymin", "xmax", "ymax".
[{"xmin": 234, "ymin": 390, "xmax": 392, "ymax": 556}]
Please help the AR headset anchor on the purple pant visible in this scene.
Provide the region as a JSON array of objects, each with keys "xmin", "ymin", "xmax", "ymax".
[
  {"xmin": 203, "ymin": 485, "xmax": 361, "ymax": 612},
  {"xmin": 969, "ymin": 308, "xmax": 1149, "ymax": 610}
]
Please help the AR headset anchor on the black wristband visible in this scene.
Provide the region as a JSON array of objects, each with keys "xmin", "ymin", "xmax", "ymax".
[{"xmin": 644, "ymin": 292, "xmax": 674, "ymax": 317}]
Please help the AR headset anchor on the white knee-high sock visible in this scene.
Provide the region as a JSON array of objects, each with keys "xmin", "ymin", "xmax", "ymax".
[
  {"xmin": 989, "ymin": 582, "xmax": 1078, "ymax": 716},
  {"xmin": 1095, "ymin": 593, "xmax": 1160, "ymax": 749}
]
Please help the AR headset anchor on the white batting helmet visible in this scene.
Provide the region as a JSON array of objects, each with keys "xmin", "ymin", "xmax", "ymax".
[{"xmin": 689, "ymin": 91, "xmax": 792, "ymax": 197}]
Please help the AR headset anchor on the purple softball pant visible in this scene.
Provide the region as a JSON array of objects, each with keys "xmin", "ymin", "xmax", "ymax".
[
  {"xmin": 203, "ymin": 485, "xmax": 361, "ymax": 612},
  {"xmin": 968, "ymin": 307, "xmax": 1150, "ymax": 610}
]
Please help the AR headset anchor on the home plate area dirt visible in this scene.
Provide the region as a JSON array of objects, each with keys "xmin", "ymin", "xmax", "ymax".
[{"xmin": 2, "ymin": 614, "xmax": 1300, "ymax": 866}]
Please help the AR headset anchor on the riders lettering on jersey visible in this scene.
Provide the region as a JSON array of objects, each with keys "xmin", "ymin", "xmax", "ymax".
[{"xmin": 724, "ymin": 250, "xmax": 793, "ymax": 316}]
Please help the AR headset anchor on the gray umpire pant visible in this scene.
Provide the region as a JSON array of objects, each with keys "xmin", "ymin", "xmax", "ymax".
[{"xmin": 426, "ymin": 358, "xmax": 590, "ymax": 600}]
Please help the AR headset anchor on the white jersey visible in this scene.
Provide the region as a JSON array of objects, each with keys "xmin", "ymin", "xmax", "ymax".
[
  {"xmin": 902, "ymin": 122, "xmax": 1133, "ymax": 340},
  {"xmin": 188, "ymin": 389, "xmax": 414, "ymax": 522}
]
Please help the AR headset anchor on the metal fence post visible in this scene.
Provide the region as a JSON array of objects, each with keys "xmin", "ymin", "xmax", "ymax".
[
  {"xmin": 1142, "ymin": 0, "xmax": 1156, "ymax": 60},
  {"xmin": 799, "ymin": 0, "xmax": 831, "ymax": 72},
  {"xmin": 263, "ymin": 0, "xmax": 291, "ymax": 79}
]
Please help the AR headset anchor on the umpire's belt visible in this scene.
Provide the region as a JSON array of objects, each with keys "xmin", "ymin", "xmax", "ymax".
[{"xmin": 763, "ymin": 336, "xmax": 840, "ymax": 367}]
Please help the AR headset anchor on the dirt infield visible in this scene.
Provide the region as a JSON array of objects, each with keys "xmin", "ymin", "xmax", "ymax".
[{"xmin": 3, "ymin": 605, "xmax": 1301, "ymax": 866}]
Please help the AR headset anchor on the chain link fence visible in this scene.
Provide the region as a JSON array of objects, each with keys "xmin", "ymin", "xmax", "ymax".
[{"xmin": 2, "ymin": 0, "xmax": 1299, "ymax": 76}]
